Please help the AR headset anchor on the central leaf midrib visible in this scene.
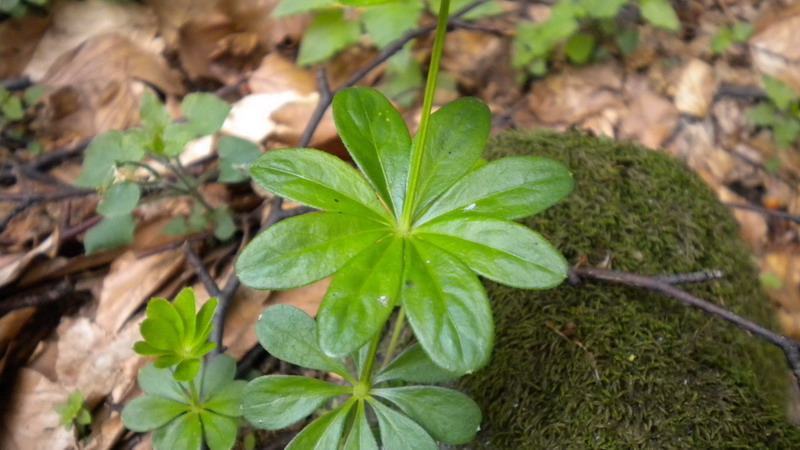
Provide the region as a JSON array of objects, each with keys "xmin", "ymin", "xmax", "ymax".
[{"xmin": 358, "ymin": 100, "xmax": 397, "ymax": 215}]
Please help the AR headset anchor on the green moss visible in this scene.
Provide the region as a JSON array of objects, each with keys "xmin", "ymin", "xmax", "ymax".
[{"xmin": 460, "ymin": 130, "xmax": 800, "ymax": 449}]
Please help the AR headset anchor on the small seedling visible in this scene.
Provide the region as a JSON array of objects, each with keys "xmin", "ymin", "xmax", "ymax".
[
  {"xmin": 122, "ymin": 354, "xmax": 245, "ymax": 450},
  {"xmin": 54, "ymin": 390, "xmax": 92, "ymax": 438},
  {"xmin": 747, "ymin": 77, "xmax": 800, "ymax": 151},
  {"xmin": 711, "ymin": 21, "xmax": 753, "ymax": 55}
]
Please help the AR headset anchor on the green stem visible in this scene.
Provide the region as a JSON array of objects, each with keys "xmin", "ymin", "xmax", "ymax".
[
  {"xmin": 399, "ymin": 0, "xmax": 451, "ymax": 230},
  {"xmin": 360, "ymin": 331, "xmax": 382, "ymax": 384},
  {"xmin": 382, "ymin": 307, "xmax": 406, "ymax": 368},
  {"xmin": 166, "ymin": 158, "xmax": 215, "ymax": 213}
]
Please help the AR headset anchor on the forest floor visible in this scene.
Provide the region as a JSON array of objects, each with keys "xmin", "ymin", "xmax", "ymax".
[{"xmin": 2, "ymin": 0, "xmax": 800, "ymax": 448}]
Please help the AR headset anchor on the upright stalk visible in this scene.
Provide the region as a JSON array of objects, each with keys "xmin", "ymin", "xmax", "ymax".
[
  {"xmin": 400, "ymin": 0, "xmax": 451, "ymax": 230},
  {"xmin": 382, "ymin": 307, "xmax": 406, "ymax": 368}
]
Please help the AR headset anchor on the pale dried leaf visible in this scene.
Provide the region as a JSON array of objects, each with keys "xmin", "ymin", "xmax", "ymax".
[
  {"xmin": 619, "ymin": 76, "xmax": 679, "ymax": 149},
  {"xmin": 674, "ymin": 58, "xmax": 716, "ymax": 117},
  {"xmin": 0, "ymin": 17, "xmax": 51, "ymax": 79}
]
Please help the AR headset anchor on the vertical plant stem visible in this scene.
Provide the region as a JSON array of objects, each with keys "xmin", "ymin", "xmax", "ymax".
[
  {"xmin": 360, "ymin": 332, "xmax": 383, "ymax": 384},
  {"xmin": 400, "ymin": 0, "xmax": 451, "ymax": 229},
  {"xmin": 382, "ymin": 307, "xmax": 406, "ymax": 368}
]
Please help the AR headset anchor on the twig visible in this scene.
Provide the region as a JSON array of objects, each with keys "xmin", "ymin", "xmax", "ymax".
[
  {"xmin": 184, "ymin": 242, "xmax": 222, "ymax": 298},
  {"xmin": 570, "ymin": 266, "xmax": 800, "ymax": 390},
  {"xmin": 725, "ymin": 202, "xmax": 800, "ymax": 225},
  {"xmin": 0, "ymin": 279, "xmax": 72, "ymax": 315},
  {"xmin": 1, "ymin": 76, "xmax": 32, "ymax": 91},
  {"xmin": 653, "ymin": 269, "xmax": 726, "ymax": 285}
]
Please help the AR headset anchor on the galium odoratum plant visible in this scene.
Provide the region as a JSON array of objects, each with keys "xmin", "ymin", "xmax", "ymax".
[{"xmin": 235, "ymin": 0, "xmax": 574, "ymax": 447}]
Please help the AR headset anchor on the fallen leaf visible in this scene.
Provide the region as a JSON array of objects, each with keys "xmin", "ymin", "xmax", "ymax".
[
  {"xmin": 750, "ymin": 3, "xmax": 800, "ymax": 92},
  {"xmin": 619, "ymin": 76, "xmax": 679, "ymax": 149},
  {"xmin": 0, "ymin": 16, "xmax": 51, "ymax": 79},
  {"xmin": 674, "ymin": 58, "xmax": 716, "ymax": 118}
]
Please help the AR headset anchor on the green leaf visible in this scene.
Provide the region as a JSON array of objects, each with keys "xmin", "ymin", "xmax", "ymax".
[
  {"xmin": 242, "ymin": 375, "xmax": 350, "ymax": 430},
  {"xmin": 173, "ymin": 287, "xmax": 197, "ymax": 346},
  {"xmin": 218, "ymin": 136, "xmax": 260, "ymax": 183},
  {"xmin": 76, "ymin": 130, "xmax": 145, "ymax": 188},
  {"xmin": 401, "ymin": 241, "xmax": 493, "ymax": 374},
  {"xmin": 141, "ymin": 317, "xmax": 182, "ymax": 352},
  {"xmin": 162, "ymin": 122, "xmax": 197, "ymax": 157},
  {"xmin": 23, "ymin": 85, "xmax": 44, "ymax": 105},
  {"xmin": 163, "ymin": 217, "xmax": 190, "ymax": 236},
  {"xmin": 418, "ymin": 156, "xmax": 573, "ymax": 225},
  {"xmin": 773, "ymin": 116, "xmax": 800, "ymax": 149},
  {"xmin": 731, "ymin": 21, "xmax": 754, "ymax": 42},
  {"xmin": 200, "ymin": 411, "xmax": 240, "ymax": 450},
  {"xmin": 137, "ymin": 365, "xmax": 186, "ymax": 404},
  {"xmin": 297, "ymin": 8, "xmax": 361, "ymax": 66},
  {"xmin": 84, "ymin": 214, "xmax": 136, "ymax": 253},
  {"xmin": 747, "ymin": 102, "xmax": 779, "ymax": 127},
  {"xmin": 193, "ymin": 298, "xmax": 218, "ymax": 348},
  {"xmin": 203, "ymin": 381, "xmax": 246, "ymax": 417},
  {"xmin": 582, "ymin": 0, "xmax": 628, "ymax": 19},
  {"xmin": 368, "ymin": 399, "xmax": 437, "ymax": 450},
  {"xmin": 198, "ymin": 354, "xmax": 236, "ymax": 399},
  {"xmin": 152, "ymin": 411, "xmax": 203, "ymax": 450},
  {"xmin": 317, "ymin": 236, "xmax": 404, "ymax": 357},
  {"xmin": 429, "ymin": 0, "xmax": 502, "ymax": 20},
  {"xmin": 379, "ymin": 44, "xmax": 423, "ymax": 107},
  {"xmin": 417, "ymin": 216, "xmax": 567, "ymax": 288},
  {"xmin": 285, "ymin": 400, "xmax": 355, "ymax": 450},
  {"xmin": 121, "ymin": 396, "xmax": 189, "ymax": 432},
  {"xmin": 362, "ymin": 0, "xmax": 423, "ymax": 49},
  {"xmin": 140, "ymin": 90, "xmax": 172, "ymax": 133},
  {"xmin": 565, "ymin": 32, "xmax": 595, "ymax": 64},
  {"xmin": 411, "ymin": 97, "xmax": 491, "ymax": 216},
  {"xmin": 255, "ymin": 305, "xmax": 352, "ymax": 380},
  {"xmin": 374, "ymin": 343, "xmax": 459, "ymax": 384},
  {"xmin": 236, "ymin": 212, "xmax": 389, "ymax": 290},
  {"xmin": 212, "ymin": 207, "xmax": 236, "ymax": 240},
  {"xmin": 182, "ymin": 93, "xmax": 231, "ymax": 136},
  {"xmin": 374, "ymin": 386, "xmax": 481, "ymax": 444},
  {"xmin": 343, "ymin": 401, "xmax": 378, "ymax": 449},
  {"xmin": 711, "ymin": 26, "xmax": 732, "ymax": 55},
  {"xmin": 764, "ymin": 77, "xmax": 799, "ymax": 111},
  {"xmin": 639, "ymin": 0, "xmax": 680, "ymax": 31},
  {"xmin": 97, "ymin": 182, "xmax": 141, "ymax": 216},
  {"xmin": 250, "ymin": 148, "xmax": 390, "ymax": 221},
  {"xmin": 341, "ymin": 0, "xmax": 399, "ymax": 5},
  {"xmin": 616, "ymin": 28, "xmax": 639, "ymax": 55},
  {"xmin": 174, "ymin": 359, "xmax": 202, "ymax": 382},
  {"xmin": 273, "ymin": 0, "xmax": 335, "ymax": 17},
  {"xmin": 1, "ymin": 95, "xmax": 23, "ymax": 120},
  {"xmin": 332, "ymin": 87, "xmax": 413, "ymax": 218}
]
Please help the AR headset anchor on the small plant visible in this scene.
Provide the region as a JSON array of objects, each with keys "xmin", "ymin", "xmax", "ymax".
[
  {"xmin": 122, "ymin": 354, "xmax": 245, "ymax": 450},
  {"xmin": 711, "ymin": 21, "xmax": 753, "ymax": 56},
  {"xmin": 1, "ymin": 84, "xmax": 45, "ymax": 154},
  {"xmin": 123, "ymin": 288, "xmax": 244, "ymax": 450},
  {"xmin": 76, "ymin": 91, "xmax": 260, "ymax": 253},
  {"xmin": 54, "ymin": 390, "xmax": 92, "ymax": 438},
  {"xmin": 747, "ymin": 76, "xmax": 800, "ymax": 153},
  {"xmin": 0, "ymin": 0, "xmax": 49, "ymax": 18},
  {"xmin": 235, "ymin": 0, "xmax": 573, "ymax": 446},
  {"xmin": 514, "ymin": 0, "xmax": 680, "ymax": 76}
]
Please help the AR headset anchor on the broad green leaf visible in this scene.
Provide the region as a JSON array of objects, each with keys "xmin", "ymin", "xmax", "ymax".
[
  {"xmin": 764, "ymin": 77, "xmax": 798, "ymax": 111},
  {"xmin": 200, "ymin": 411, "xmax": 240, "ymax": 450},
  {"xmin": 639, "ymin": 0, "xmax": 680, "ymax": 31},
  {"xmin": 174, "ymin": 359, "xmax": 201, "ymax": 382},
  {"xmin": 332, "ymin": 87, "xmax": 412, "ymax": 217},
  {"xmin": 362, "ymin": 0, "xmax": 423, "ymax": 49},
  {"xmin": 152, "ymin": 411, "xmax": 202, "ymax": 450},
  {"xmin": 243, "ymin": 376, "xmax": 350, "ymax": 430},
  {"xmin": 140, "ymin": 90, "xmax": 171, "ymax": 133},
  {"xmin": 2, "ymin": 96, "xmax": 23, "ymax": 120},
  {"xmin": 411, "ymin": 97, "xmax": 491, "ymax": 217},
  {"xmin": 251, "ymin": 148, "xmax": 390, "ymax": 221},
  {"xmin": 140, "ymin": 317, "xmax": 182, "ymax": 352},
  {"xmin": 203, "ymin": 381, "xmax": 246, "ymax": 417},
  {"xmin": 97, "ymin": 182, "xmax": 141, "ymax": 217},
  {"xmin": 136, "ymin": 364, "xmax": 187, "ymax": 403},
  {"xmin": 616, "ymin": 28, "xmax": 639, "ymax": 55},
  {"xmin": 401, "ymin": 241, "xmax": 493, "ymax": 374},
  {"xmin": 368, "ymin": 399, "xmax": 437, "ymax": 450},
  {"xmin": 582, "ymin": 0, "xmax": 628, "ymax": 19},
  {"xmin": 23, "ymin": 85, "xmax": 44, "ymax": 105},
  {"xmin": 197, "ymin": 354, "xmax": 236, "ymax": 399},
  {"xmin": 565, "ymin": 32, "xmax": 595, "ymax": 64},
  {"xmin": 193, "ymin": 298, "xmax": 218, "ymax": 348},
  {"xmin": 732, "ymin": 22, "xmax": 754, "ymax": 42},
  {"xmin": 747, "ymin": 102, "xmax": 778, "ymax": 127},
  {"xmin": 711, "ymin": 26, "xmax": 732, "ymax": 55},
  {"xmin": 379, "ymin": 44, "xmax": 423, "ymax": 107},
  {"xmin": 255, "ymin": 305, "xmax": 352, "ymax": 379},
  {"xmin": 773, "ymin": 117, "xmax": 800, "ymax": 149},
  {"xmin": 273, "ymin": 0, "xmax": 335, "ymax": 17},
  {"xmin": 417, "ymin": 156, "xmax": 573, "ymax": 225},
  {"xmin": 218, "ymin": 136, "xmax": 260, "ymax": 183},
  {"xmin": 341, "ymin": 0, "xmax": 399, "ymax": 5},
  {"xmin": 236, "ymin": 212, "xmax": 389, "ymax": 290},
  {"xmin": 121, "ymin": 396, "xmax": 189, "ymax": 431},
  {"xmin": 84, "ymin": 214, "xmax": 136, "ymax": 253},
  {"xmin": 162, "ymin": 122, "xmax": 196, "ymax": 157},
  {"xmin": 297, "ymin": 8, "xmax": 361, "ymax": 66},
  {"xmin": 343, "ymin": 401, "xmax": 378, "ymax": 449},
  {"xmin": 374, "ymin": 386, "xmax": 481, "ymax": 444},
  {"xmin": 416, "ymin": 216, "xmax": 568, "ymax": 288},
  {"xmin": 212, "ymin": 207, "xmax": 236, "ymax": 240},
  {"xmin": 173, "ymin": 288, "xmax": 197, "ymax": 346},
  {"xmin": 76, "ymin": 130, "xmax": 145, "ymax": 188},
  {"xmin": 182, "ymin": 93, "xmax": 231, "ymax": 136},
  {"xmin": 374, "ymin": 343, "xmax": 459, "ymax": 384},
  {"xmin": 163, "ymin": 217, "xmax": 190, "ymax": 236},
  {"xmin": 286, "ymin": 400, "xmax": 355, "ymax": 450},
  {"xmin": 317, "ymin": 236, "xmax": 404, "ymax": 357}
]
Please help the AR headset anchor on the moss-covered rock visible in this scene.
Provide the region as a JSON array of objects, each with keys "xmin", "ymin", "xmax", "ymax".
[{"xmin": 460, "ymin": 130, "xmax": 800, "ymax": 449}]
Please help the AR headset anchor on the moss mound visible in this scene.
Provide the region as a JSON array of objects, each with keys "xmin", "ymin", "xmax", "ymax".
[{"xmin": 460, "ymin": 130, "xmax": 800, "ymax": 449}]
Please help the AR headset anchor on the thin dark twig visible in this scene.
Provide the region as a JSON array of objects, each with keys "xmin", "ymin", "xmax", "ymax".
[
  {"xmin": 0, "ymin": 279, "xmax": 72, "ymax": 315},
  {"xmin": 725, "ymin": 202, "xmax": 800, "ymax": 225},
  {"xmin": 0, "ymin": 138, "xmax": 91, "ymax": 185},
  {"xmin": 296, "ymin": 0, "xmax": 492, "ymax": 148},
  {"xmin": 570, "ymin": 266, "xmax": 800, "ymax": 390},
  {"xmin": 654, "ymin": 269, "xmax": 726, "ymax": 285},
  {"xmin": 184, "ymin": 242, "xmax": 222, "ymax": 298},
  {"xmin": 0, "ymin": 199, "xmax": 36, "ymax": 233}
]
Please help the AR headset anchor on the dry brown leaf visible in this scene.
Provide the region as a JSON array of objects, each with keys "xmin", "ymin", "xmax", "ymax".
[
  {"xmin": 35, "ymin": 33, "xmax": 183, "ymax": 144},
  {"xmin": 0, "ymin": 17, "xmax": 51, "ymax": 79},
  {"xmin": 250, "ymin": 53, "xmax": 316, "ymax": 95},
  {"xmin": 24, "ymin": 0, "xmax": 161, "ymax": 81},
  {"xmin": 750, "ymin": 3, "xmax": 800, "ymax": 92},
  {"xmin": 718, "ymin": 187, "xmax": 768, "ymax": 249},
  {"xmin": 0, "ymin": 308, "xmax": 37, "ymax": 375},
  {"xmin": 674, "ymin": 58, "xmax": 716, "ymax": 118},
  {"xmin": 619, "ymin": 76, "xmax": 679, "ymax": 149},
  {"xmin": 441, "ymin": 29, "xmax": 504, "ymax": 92},
  {"xmin": 762, "ymin": 250, "xmax": 800, "ymax": 339},
  {"xmin": 527, "ymin": 63, "xmax": 623, "ymax": 125},
  {"xmin": 0, "ymin": 232, "xmax": 59, "ymax": 288}
]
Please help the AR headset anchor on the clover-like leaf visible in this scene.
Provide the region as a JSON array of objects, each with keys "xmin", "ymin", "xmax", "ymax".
[
  {"xmin": 297, "ymin": 8, "xmax": 361, "ymax": 66},
  {"xmin": 122, "ymin": 355, "xmax": 244, "ymax": 450},
  {"xmin": 97, "ymin": 182, "xmax": 141, "ymax": 217},
  {"xmin": 374, "ymin": 386, "xmax": 481, "ymax": 444},
  {"xmin": 182, "ymin": 93, "xmax": 231, "ymax": 137},
  {"xmin": 285, "ymin": 400, "xmax": 355, "ymax": 450},
  {"xmin": 133, "ymin": 288, "xmax": 218, "ymax": 381},
  {"xmin": 369, "ymin": 398, "xmax": 438, "ymax": 450},
  {"xmin": 374, "ymin": 343, "xmax": 459, "ymax": 384},
  {"xmin": 76, "ymin": 130, "xmax": 146, "ymax": 188},
  {"xmin": 218, "ymin": 136, "xmax": 260, "ymax": 183},
  {"xmin": 84, "ymin": 214, "xmax": 136, "ymax": 254},
  {"xmin": 243, "ymin": 376, "xmax": 350, "ymax": 430}
]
